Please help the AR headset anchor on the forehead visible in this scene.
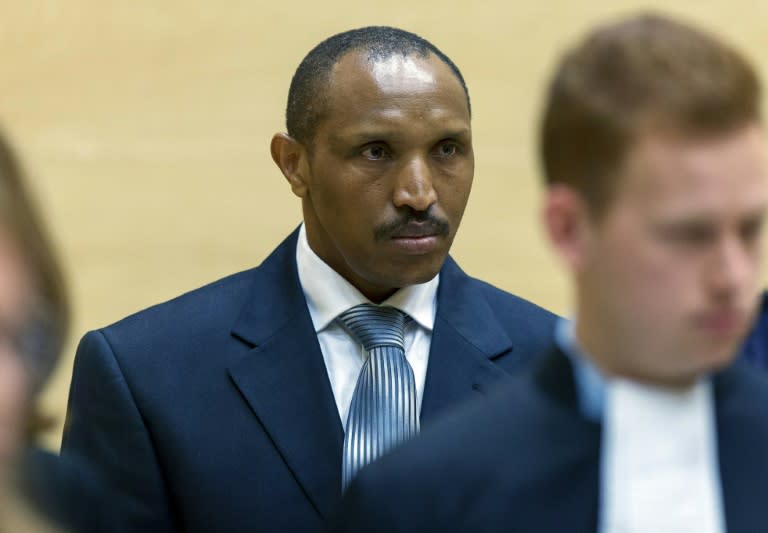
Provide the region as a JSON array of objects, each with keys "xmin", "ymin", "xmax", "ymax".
[
  {"xmin": 318, "ymin": 50, "xmax": 470, "ymax": 132},
  {"xmin": 611, "ymin": 124, "xmax": 768, "ymax": 217}
]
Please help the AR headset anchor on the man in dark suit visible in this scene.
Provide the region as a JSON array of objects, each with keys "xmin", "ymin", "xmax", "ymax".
[
  {"xmin": 60, "ymin": 26, "xmax": 556, "ymax": 532},
  {"xmin": 337, "ymin": 14, "xmax": 768, "ymax": 533}
]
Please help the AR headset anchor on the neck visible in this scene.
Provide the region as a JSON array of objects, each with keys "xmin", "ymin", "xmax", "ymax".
[
  {"xmin": 573, "ymin": 315, "xmax": 699, "ymax": 390},
  {"xmin": 301, "ymin": 220, "xmax": 400, "ymax": 304}
]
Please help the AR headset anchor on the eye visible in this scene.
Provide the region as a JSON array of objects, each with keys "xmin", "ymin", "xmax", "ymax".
[
  {"xmin": 434, "ymin": 142, "xmax": 459, "ymax": 158},
  {"xmin": 740, "ymin": 215, "xmax": 765, "ymax": 244},
  {"xmin": 656, "ymin": 222, "xmax": 715, "ymax": 247},
  {"xmin": 360, "ymin": 144, "xmax": 390, "ymax": 160}
]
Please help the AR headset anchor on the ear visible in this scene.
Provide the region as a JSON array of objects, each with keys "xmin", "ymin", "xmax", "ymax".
[
  {"xmin": 542, "ymin": 184, "xmax": 593, "ymax": 273},
  {"xmin": 271, "ymin": 133, "xmax": 310, "ymax": 198}
]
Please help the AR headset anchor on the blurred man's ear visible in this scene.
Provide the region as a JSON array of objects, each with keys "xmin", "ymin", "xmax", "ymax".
[
  {"xmin": 271, "ymin": 133, "xmax": 310, "ymax": 198},
  {"xmin": 542, "ymin": 184, "xmax": 593, "ymax": 273}
]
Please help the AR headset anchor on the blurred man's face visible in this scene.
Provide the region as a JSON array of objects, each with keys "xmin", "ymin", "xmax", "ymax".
[
  {"xmin": 275, "ymin": 50, "xmax": 473, "ymax": 302},
  {"xmin": 564, "ymin": 124, "xmax": 768, "ymax": 385},
  {"xmin": 0, "ymin": 230, "xmax": 32, "ymax": 474}
]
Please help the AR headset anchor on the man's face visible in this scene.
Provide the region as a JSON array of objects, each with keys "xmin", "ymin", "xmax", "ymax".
[
  {"xmin": 289, "ymin": 50, "xmax": 473, "ymax": 302},
  {"xmin": 572, "ymin": 124, "xmax": 768, "ymax": 384}
]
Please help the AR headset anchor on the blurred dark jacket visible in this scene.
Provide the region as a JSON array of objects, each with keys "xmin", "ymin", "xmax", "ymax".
[
  {"xmin": 335, "ymin": 347, "xmax": 768, "ymax": 533},
  {"xmin": 740, "ymin": 291, "xmax": 768, "ymax": 369}
]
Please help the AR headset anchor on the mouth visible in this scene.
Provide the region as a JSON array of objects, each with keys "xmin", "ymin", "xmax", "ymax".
[
  {"xmin": 388, "ymin": 223, "xmax": 444, "ymax": 254},
  {"xmin": 695, "ymin": 309, "xmax": 748, "ymax": 337},
  {"xmin": 389, "ymin": 234, "xmax": 441, "ymax": 254},
  {"xmin": 376, "ymin": 216, "xmax": 450, "ymax": 255}
]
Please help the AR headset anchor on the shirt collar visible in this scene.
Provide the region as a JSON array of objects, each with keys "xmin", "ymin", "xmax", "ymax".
[
  {"xmin": 555, "ymin": 316, "xmax": 609, "ymax": 423},
  {"xmin": 556, "ymin": 316, "xmax": 715, "ymax": 423},
  {"xmin": 296, "ymin": 224, "xmax": 438, "ymax": 333}
]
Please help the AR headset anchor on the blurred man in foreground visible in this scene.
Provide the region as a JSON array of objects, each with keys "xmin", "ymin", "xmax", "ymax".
[
  {"xmin": 0, "ymin": 128, "xmax": 103, "ymax": 531},
  {"xmin": 338, "ymin": 13, "xmax": 768, "ymax": 533}
]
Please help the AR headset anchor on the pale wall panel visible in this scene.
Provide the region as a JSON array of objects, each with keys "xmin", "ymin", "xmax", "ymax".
[{"xmin": 0, "ymin": 1, "xmax": 764, "ymax": 447}]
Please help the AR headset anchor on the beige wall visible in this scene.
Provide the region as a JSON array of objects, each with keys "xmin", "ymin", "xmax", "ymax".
[{"xmin": 2, "ymin": 1, "xmax": 766, "ymax": 447}]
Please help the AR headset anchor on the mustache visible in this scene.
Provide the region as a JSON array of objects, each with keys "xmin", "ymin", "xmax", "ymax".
[{"xmin": 374, "ymin": 211, "xmax": 450, "ymax": 241}]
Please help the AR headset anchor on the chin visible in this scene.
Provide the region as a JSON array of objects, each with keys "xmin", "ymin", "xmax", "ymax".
[
  {"xmin": 692, "ymin": 345, "xmax": 740, "ymax": 376},
  {"xmin": 378, "ymin": 273, "xmax": 436, "ymax": 292},
  {"xmin": 381, "ymin": 256, "xmax": 444, "ymax": 285},
  {"xmin": 401, "ymin": 266, "xmax": 443, "ymax": 286}
]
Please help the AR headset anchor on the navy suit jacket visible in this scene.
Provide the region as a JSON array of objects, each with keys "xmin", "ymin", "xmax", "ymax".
[
  {"xmin": 740, "ymin": 291, "xmax": 768, "ymax": 370},
  {"xmin": 61, "ymin": 229, "xmax": 557, "ymax": 532},
  {"xmin": 338, "ymin": 347, "xmax": 768, "ymax": 533}
]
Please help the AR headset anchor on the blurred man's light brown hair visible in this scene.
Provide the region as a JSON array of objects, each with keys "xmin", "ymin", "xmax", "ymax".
[{"xmin": 540, "ymin": 13, "xmax": 762, "ymax": 215}]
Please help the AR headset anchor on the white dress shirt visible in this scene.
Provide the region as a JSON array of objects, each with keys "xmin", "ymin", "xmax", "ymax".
[
  {"xmin": 556, "ymin": 319, "xmax": 725, "ymax": 533},
  {"xmin": 602, "ymin": 378, "xmax": 724, "ymax": 533},
  {"xmin": 296, "ymin": 224, "xmax": 437, "ymax": 428}
]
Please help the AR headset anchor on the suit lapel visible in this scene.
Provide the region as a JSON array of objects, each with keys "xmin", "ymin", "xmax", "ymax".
[
  {"xmin": 533, "ymin": 347, "xmax": 601, "ymax": 532},
  {"xmin": 227, "ymin": 228, "xmax": 343, "ymax": 519},
  {"xmin": 420, "ymin": 257, "xmax": 517, "ymax": 423},
  {"xmin": 533, "ymin": 345, "xmax": 582, "ymax": 411}
]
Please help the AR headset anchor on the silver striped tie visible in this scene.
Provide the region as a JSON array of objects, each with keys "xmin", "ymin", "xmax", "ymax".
[{"xmin": 338, "ymin": 304, "xmax": 419, "ymax": 491}]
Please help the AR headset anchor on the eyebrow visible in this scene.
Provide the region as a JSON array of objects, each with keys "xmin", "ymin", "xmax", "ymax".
[
  {"xmin": 338, "ymin": 127, "xmax": 472, "ymax": 145},
  {"xmin": 654, "ymin": 206, "xmax": 768, "ymax": 230}
]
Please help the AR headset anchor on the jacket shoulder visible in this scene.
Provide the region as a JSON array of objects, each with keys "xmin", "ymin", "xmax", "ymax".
[
  {"xmin": 101, "ymin": 267, "xmax": 259, "ymax": 340},
  {"xmin": 469, "ymin": 277, "xmax": 556, "ymax": 318}
]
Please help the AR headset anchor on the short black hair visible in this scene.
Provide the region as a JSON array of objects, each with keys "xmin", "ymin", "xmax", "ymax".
[{"xmin": 285, "ymin": 26, "xmax": 471, "ymax": 146}]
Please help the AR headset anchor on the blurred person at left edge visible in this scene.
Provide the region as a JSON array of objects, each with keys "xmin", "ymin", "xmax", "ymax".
[{"xmin": 0, "ymin": 127, "xmax": 104, "ymax": 532}]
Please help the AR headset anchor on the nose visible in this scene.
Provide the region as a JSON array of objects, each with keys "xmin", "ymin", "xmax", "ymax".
[
  {"xmin": 708, "ymin": 234, "xmax": 757, "ymax": 301},
  {"xmin": 392, "ymin": 156, "xmax": 438, "ymax": 212}
]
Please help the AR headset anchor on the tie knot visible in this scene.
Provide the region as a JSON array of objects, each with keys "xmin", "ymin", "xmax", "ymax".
[{"xmin": 337, "ymin": 304, "xmax": 409, "ymax": 351}]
